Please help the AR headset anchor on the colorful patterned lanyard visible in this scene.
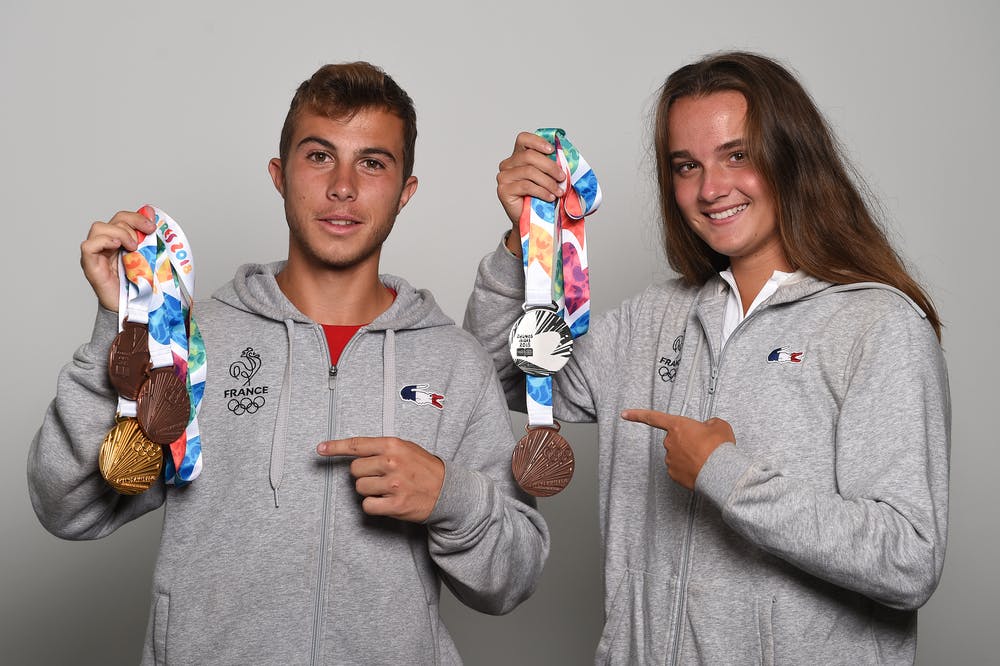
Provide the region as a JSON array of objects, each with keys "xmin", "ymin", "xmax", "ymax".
[
  {"xmin": 104, "ymin": 206, "xmax": 205, "ymax": 490},
  {"xmin": 508, "ymin": 129, "xmax": 601, "ymax": 496},
  {"xmin": 511, "ymin": 129, "xmax": 602, "ymax": 423}
]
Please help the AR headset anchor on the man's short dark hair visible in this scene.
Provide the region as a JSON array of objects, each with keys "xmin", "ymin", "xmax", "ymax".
[{"xmin": 279, "ymin": 62, "xmax": 417, "ymax": 180}]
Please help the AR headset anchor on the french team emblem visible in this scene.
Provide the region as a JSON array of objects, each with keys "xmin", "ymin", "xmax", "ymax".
[
  {"xmin": 400, "ymin": 384, "xmax": 444, "ymax": 409},
  {"xmin": 224, "ymin": 347, "xmax": 269, "ymax": 415},
  {"xmin": 767, "ymin": 347, "xmax": 803, "ymax": 364}
]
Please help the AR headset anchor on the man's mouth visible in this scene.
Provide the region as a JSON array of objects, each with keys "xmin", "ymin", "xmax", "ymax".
[{"xmin": 321, "ymin": 217, "xmax": 360, "ymax": 226}]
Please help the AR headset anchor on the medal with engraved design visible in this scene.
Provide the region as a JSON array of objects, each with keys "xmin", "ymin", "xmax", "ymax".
[
  {"xmin": 508, "ymin": 306, "xmax": 574, "ymax": 377},
  {"xmin": 99, "ymin": 417, "xmax": 163, "ymax": 494},
  {"xmin": 508, "ymin": 307, "xmax": 576, "ymax": 496},
  {"xmin": 108, "ymin": 318, "xmax": 152, "ymax": 400},
  {"xmin": 510, "ymin": 130, "xmax": 601, "ymax": 497},
  {"xmin": 100, "ymin": 206, "xmax": 205, "ymax": 493},
  {"xmin": 512, "ymin": 423, "xmax": 575, "ymax": 497},
  {"xmin": 136, "ymin": 367, "xmax": 191, "ymax": 445}
]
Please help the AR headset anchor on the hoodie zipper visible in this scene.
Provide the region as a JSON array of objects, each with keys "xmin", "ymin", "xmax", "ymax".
[
  {"xmin": 667, "ymin": 304, "xmax": 764, "ymax": 666},
  {"xmin": 310, "ymin": 363, "xmax": 338, "ymax": 666},
  {"xmin": 311, "ymin": 326, "xmax": 370, "ymax": 666}
]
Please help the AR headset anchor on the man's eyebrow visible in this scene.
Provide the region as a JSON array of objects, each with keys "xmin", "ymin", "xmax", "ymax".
[
  {"xmin": 297, "ymin": 136, "xmax": 336, "ymax": 152},
  {"xmin": 296, "ymin": 136, "xmax": 398, "ymax": 163},
  {"xmin": 668, "ymin": 149, "xmax": 693, "ymax": 160},
  {"xmin": 357, "ymin": 147, "xmax": 398, "ymax": 163}
]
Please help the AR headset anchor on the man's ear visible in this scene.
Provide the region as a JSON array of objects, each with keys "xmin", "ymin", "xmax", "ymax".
[
  {"xmin": 396, "ymin": 175, "xmax": 418, "ymax": 213},
  {"xmin": 268, "ymin": 158, "xmax": 285, "ymax": 197}
]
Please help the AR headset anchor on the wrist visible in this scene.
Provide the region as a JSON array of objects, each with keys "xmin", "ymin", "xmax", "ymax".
[{"xmin": 503, "ymin": 227, "xmax": 522, "ymax": 258}]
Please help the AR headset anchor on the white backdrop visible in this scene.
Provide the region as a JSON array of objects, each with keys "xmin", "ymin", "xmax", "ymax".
[{"xmin": 2, "ymin": 1, "xmax": 995, "ymax": 663}]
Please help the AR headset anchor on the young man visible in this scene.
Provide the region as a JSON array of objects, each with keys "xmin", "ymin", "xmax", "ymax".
[{"xmin": 28, "ymin": 62, "xmax": 548, "ymax": 664}]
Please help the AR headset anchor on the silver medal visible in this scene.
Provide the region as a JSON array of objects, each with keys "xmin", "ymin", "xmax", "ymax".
[{"xmin": 508, "ymin": 306, "xmax": 573, "ymax": 377}]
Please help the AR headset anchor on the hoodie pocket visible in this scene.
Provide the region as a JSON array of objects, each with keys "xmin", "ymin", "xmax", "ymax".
[
  {"xmin": 756, "ymin": 593, "xmax": 775, "ymax": 666},
  {"xmin": 409, "ymin": 536, "xmax": 441, "ymax": 663},
  {"xmin": 152, "ymin": 591, "xmax": 169, "ymax": 666},
  {"xmin": 595, "ymin": 569, "xmax": 673, "ymax": 665}
]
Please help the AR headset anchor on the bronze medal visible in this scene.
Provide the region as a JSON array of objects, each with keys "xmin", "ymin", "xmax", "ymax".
[
  {"xmin": 99, "ymin": 417, "xmax": 163, "ymax": 494},
  {"xmin": 108, "ymin": 319, "xmax": 151, "ymax": 400},
  {"xmin": 511, "ymin": 423, "xmax": 575, "ymax": 497},
  {"xmin": 136, "ymin": 367, "xmax": 190, "ymax": 445}
]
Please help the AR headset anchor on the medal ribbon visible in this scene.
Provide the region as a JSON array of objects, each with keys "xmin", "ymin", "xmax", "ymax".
[
  {"xmin": 518, "ymin": 129, "xmax": 602, "ymax": 426},
  {"xmin": 117, "ymin": 206, "xmax": 205, "ymax": 485}
]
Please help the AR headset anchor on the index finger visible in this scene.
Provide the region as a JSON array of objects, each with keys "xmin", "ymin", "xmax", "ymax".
[
  {"xmin": 620, "ymin": 409, "xmax": 678, "ymax": 432},
  {"xmin": 109, "ymin": 209, "xmax": 158, "ymax": 234},
  {"xmin": 510, "ymin": 132, "xmax": 566, "ymax": 182},
  {"xmin": 513, "ymin": 130, "xmax": 556, "ymax": 155},
  {"xmin": 318, "ymin": 437, "xmax": 389, "ymax": 457}
]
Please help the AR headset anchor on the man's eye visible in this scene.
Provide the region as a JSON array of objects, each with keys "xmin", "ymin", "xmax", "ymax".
[
  {"xmin": 308, "ymin": 152, "xmax": 331, "ymax": 163},
  {"xmin": 362, "ymin": 159, "xmax": 385, "ymax": 170},
  {"xmin": 730, "ymin": 151, "xmax": 747, "ymax": 163},
  {"xmin": 673, "ymin": 162, "xmax": 696, "ymax": 175}
]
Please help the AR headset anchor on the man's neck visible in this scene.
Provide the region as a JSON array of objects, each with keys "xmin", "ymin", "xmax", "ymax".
[{"xmin": 276, "ymin": 258, "xmax": 394, "ymax": 326}]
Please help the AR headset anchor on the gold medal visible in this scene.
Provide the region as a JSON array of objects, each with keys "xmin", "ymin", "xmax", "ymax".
[
  {"xmin": 511, "ymin": 423, "xmax": 575, "ymax": 497},
  {"xmin": 99, "ymin": 417, "xmax": 163, "ymax": 494}
]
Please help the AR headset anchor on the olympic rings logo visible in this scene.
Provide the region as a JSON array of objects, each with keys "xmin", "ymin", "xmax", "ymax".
[
  {"xmin": 543, "ymin": 447, "xmax": 573, "ymax": 464},
  {"xmin": 657, "ymin": 335, "xmax": 685, "ymax": 383},
  {"xmin": 228, "ymin": 396, "xmax": 266, "ymax": 415}
]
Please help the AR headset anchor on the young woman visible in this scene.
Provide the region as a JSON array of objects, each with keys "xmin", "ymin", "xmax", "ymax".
[{"xmin": 466, "ymin": 51, "xmax": 950, "ymax": 664}]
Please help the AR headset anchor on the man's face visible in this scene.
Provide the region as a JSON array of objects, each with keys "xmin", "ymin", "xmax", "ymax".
[{"xmin": 269, "ymin": 108, "xmax": 417, "ymax": 274}]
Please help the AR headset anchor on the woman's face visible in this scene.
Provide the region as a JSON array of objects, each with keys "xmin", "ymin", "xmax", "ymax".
[{"xmin": 667, "ymin": 91, "xmax": 787, "ymax": 274}]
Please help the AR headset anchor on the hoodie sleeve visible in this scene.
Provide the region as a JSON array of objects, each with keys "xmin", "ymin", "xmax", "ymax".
[
  {"xmin": 27, "ymin": 307, "xmax": 166, "ymax": 540},
  {"xmin": 695, "ymin": 304, "xmax": 950, "ymax": 611},
  {"xmin": 423, "ymin": 361, "xmax": 550, "ymax": 615},
  {"xmin": 463, "ymin": 238, "xmax": 624, "ymax": 423}
]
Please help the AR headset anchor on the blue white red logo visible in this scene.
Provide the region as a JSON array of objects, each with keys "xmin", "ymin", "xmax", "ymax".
[
  {"xmin": 767, "ymin": 347, "xmax": 803, "ymax": 364},
  {"xmin": 400, "ymin": 384, "xmax": 444, "ymax": 409}
]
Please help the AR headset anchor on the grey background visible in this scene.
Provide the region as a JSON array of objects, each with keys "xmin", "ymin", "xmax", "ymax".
[{"xmin": 2, "ymin": 1, "xmax": 995, "ymax": 663}]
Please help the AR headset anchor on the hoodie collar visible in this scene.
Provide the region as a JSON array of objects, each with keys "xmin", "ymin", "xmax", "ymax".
[
  {"xmin": 213, "ymin": 261, "xmax": 455, "ymax": 332},
  {"xmin": 698, "ymin": 272, "xmax": 926, "ymax": 318}
]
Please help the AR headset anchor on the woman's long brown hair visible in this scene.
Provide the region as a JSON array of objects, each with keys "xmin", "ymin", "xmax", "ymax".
[{"xmin": 653, "ymin": 51, "xmax": 941, "ymax": 339}]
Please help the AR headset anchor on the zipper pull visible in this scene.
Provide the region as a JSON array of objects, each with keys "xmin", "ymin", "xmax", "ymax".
[
  {"xmin": 708, "ymin": 366, "xmax": 719, "ymax": 394},
  {"xmin": 328, "ymin": 365, "xmax": 338, "ymax": 389}
]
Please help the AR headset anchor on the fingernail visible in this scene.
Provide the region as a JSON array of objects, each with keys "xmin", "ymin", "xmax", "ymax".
[{"xmin": 317, "ymin": 443, "xmax": 327, "ymax": 454}]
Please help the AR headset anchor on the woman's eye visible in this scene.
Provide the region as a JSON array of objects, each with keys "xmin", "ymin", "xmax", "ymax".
[
  {"xmin": 674, "ymin": 162, "xmax": 696, "ymax": 175},
  {"xmin": 730, "ymin": 151, "xmax": 747, "ymax": 163}
]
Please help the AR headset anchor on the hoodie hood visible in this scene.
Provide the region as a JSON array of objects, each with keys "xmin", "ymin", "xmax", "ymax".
[
  {"xmin": 702, "ymin": 272, "xmax": 927, "ymax": 319},
  {"xmin": 212, "ymin": 261, "xmax": 456, "ymax": 332}
]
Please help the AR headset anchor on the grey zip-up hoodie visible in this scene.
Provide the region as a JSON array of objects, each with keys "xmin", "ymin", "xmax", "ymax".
[
  {"xmin": 28, "ymin": 261, "xmax": 549, "ymax": 665},
  {"xmin": 464, "ymin": 243, "xmax": 950, "ymax": 665}
]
